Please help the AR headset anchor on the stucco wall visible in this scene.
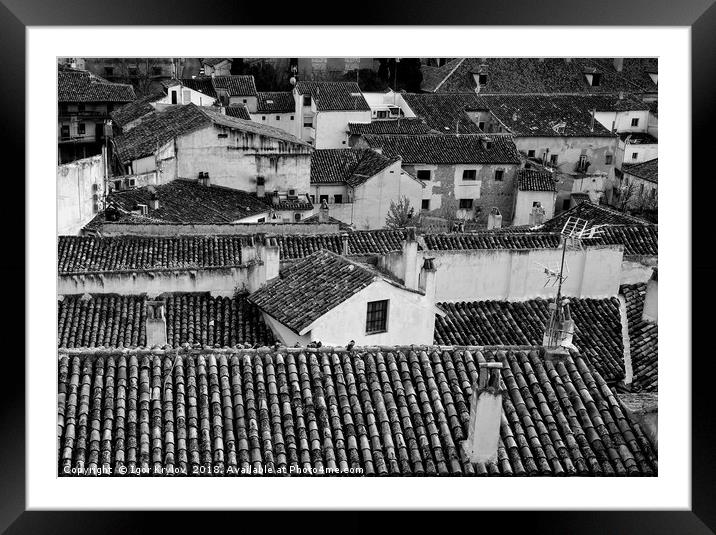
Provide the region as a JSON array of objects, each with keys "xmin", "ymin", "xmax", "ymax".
[
  {"xmin": 58, "ymin": 154, "xmax": 105, "ymax": 235},
  {"xmin": 512, "ymin": 190, "xmax": 557, "ymax": 226},
  {"xmin": 314, "ymin": 110, "xmax": 372, "ymax": 149},
  {"xmin": 58, "ymin": 265, "xmax": 260, "ymax": 297},
  {"xmin": 620, "ymin": 257, "xmax": 658, "ymax": 285},
  {"xmin": 381, "ymin": 245, "xmax": 623, "ymax": 302},
  {"xmin": 250, "ymin": 113, "xmax": 297, "ymax": 138},
  {"xmin": 594, "ymin": 110, "xmax": 649, "ymax": 134}
]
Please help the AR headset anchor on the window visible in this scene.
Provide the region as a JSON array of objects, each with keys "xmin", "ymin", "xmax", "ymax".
[
  {"xmin": 459, "ymin": 198, "xmax": 474, "ymax": 210},
  {"xmin": 632, "ymin": 152, "xmax": 638, "ymax": 160},
  {"xmin": 276, "ymin": 116, "xmax": 280, "ymax": 121},
  {"xmin": 591, "ymin": 73, "xmax": 601, "ymax": 86},
  {"xmin": 303, "ymin": 95, "xmax": 311, "ymax": 106},
  {"xmin": 478, "ymin": 74, "xmax": 488, "ymax": 85},
  {"xmin": 416, "ymin": 170, "xmax": 431, "ymax": 181},
  {"xmin": 334, "ymin": 194, "xmax": 343, "ymax": 204},
  {"xmin": 462, "ymin": 169, "xmax": 477, "ymax": 181},
  {"xmin": 303, "ymin": 118, "xmax": 313, "ymax": 128},
  {"xmin": 243, "ymin": 99, "xmax": 247, "ymax": 104},
  {"xmin": 257, "ymin": 217, "xmax": 266, "ymax": 223},
  {"xmin": 494, "ymin": 169, "xmax": 504, "ymax": 181},
  {"xmin": 152, "ymin": 66, "xmax": 162, "ymax": 76},
  {"xmin": 605, "ymin": 154, "xmax": 613, "ymax": 165},
  {"xmin": 532, "ymin": 201, "xmax": 541, "ymax": 207},
  {"xmin": 478, "ymin": 121, "xmax": 486, "ymax": 131},
  {"xmin": 171, "ymin": 91, "xmax": 177, "ymax": 104},
  {"xmin": 631, "ymin": 118, "xmax": 640, "ymax": 127},
  {"xmin": 562, "ymin": 199, "xmax": 571, "ymax": 210},
  {"xmin": 366, "ymin": 300, "xmax": 389, "ymax": 334},
  {"xmin": 104, "ymin": 67, "xmax": 114, "ymax": 76},
  {"xmin": 527, "ymin": 149, "xmax": 536, "ymax": 158},
  {"xmin": 421, "ymin": 199, "xmax": 430, "ymax": 211},
  {"xmin": 550, "ymin": 154, "xmax": 559, "ymax": 166},
  {"xmin": 261, "ymin": 116, "xmax": 266, "ymax": 121},
  {"xmin": 218, "ymin": 133, "xmax": 228, "ymax": 139},
  {"xmin": 319, "ymin": 195, "xmax": 329, "ymax": 204},
  {"xmin": 290, "ymin": 116, "xmax": 295, "ymax": 121},
  {"xmin": 60, "ymin": 125, "xmax": 70, "ymax": 139},
  {"xmin": 78, "ymin": 123, "xmax": 85, "ymax": 135},
  {"xmin": 377, "ymin": 110, "xmax": 388, "ymax": 119},
  {"xmin": 294, "ymin": 213, "xmax": 302, "ymax": 222}
]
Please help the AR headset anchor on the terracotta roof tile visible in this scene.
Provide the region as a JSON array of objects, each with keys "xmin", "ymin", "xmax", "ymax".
[
  {"xmin": 311, "ymin": 149, "xmax": 397, "ymax": 186},
  {"xmin": 275, "ymin": 229, "xmax": 411, "ymax": 260},
  {"xmin": 57, "ymin": 346, "xmax": 657, "ymax": 476},
  {"xmin": 58, "ymin": 235, "xmax": 245, "ymax": 275},
  {"xmin": 58, "ymin": 68, "xmax": 135, "ymax": 103},
  {"xmin": 424, "ymin": 232, "xmax": 561, "ymax": 251},
  {"xmin": 517, "ymin": 169, "xmax": 556, "ymax": 192},
  {"xmin": 211, "ymin": 75, "xmax": 258, "ymax": 97},
  {"xmin": 110, "ymin": 92, "xmax": 164, "ymax": 127},
  {"xmin": 620, "ymin": 283, "xmax": 658, "ymax": 392},
  {"xmin": 541, "ymin": 201, "xmax": 653, "ymax": 230},
  {"xmin": 623, "ymin": 158, "xmax": 658, "ymax": 184},
  {"xmin": 348, "ymin": 118, "xmax": 434, "ymax": 135},
  {"xmin": 223, "ymin": 105, "xmax": 251, "ymax": 120},
  {"xmin": 295, "ymin": 81, "xmax": 370, "ymax": 112},
  {"xmin": 434, "ymin": 298, "xmax": 625, "ymax": 382},
  {"xmin": 256, "ymin": 92, "xmax": 295, "ymax": 113},
  {"xmin": 58, "ymin": 292, "xmax": 274, "ymax": 349}
]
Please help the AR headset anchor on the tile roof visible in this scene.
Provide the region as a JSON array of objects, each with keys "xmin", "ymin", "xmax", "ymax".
[
  {"xmin": 180, "ymin": 78, "xmax": 217, "ymax": 98},
  {"xmin": 58, "ymin": 235, "xmax": 245, "ymax": 275},
  {"xmin": 262, "ymin": 192, "xmax": 314, "ymax": 211},
  {"xmin": 223, "ymin": 105, "xmax": 251, "ymax": 120},
  {"xmin": 619, "ymin": 132, "xmax": 658, "ymax": 144},
  {"xmin": 295, "ymin": 81, "xmax": 370, "ymax": 112},
  {"xmin": 58, "ymin": 292, "xmax": 274, "ymax": 349},
  {"xmin": 256, "ymin": 92, "xmax": 296, "ymax": 114},
  {"xmin": 110, "ymin": 92, "xmax": 165, "ymax": 128},
  {"xmin": 620, "ymin": 283, "xmax": 658, "ymax": 392},
  {"xmin": 422, "ymin": 58, "xmax": 654, "ymax": 95},
  {"xmin": 481, "ymin": 95, "xmax": 617, "ymax": 137},
  {"xmin": 420, "ymin": 58, "xmax": 464, "ymax": 92},
  {"xmin": 201, "ymin": 58, "xmax": 232, "ymax": 67},
  {"xmin": 311, "ymin": 149, "xmax": 398, "ymax": 187},
  {"xmin": 249, "ymin": 250, "xmax": 379, "ymax": 334},
  {"xmin": 275, "ymin": 229, "xmax": 411, "ymax": 260},
  {"xmin": 300, "ymin": 213, "xmax": 353, "ymax": 230},
  {"xmin": 57, "ymin": 345, "xmax": 657, "ymax": 476},
  {"xmin": 595, "ymin": 225, "xmax": 658, "ymax": 257},
  {"xmin": 622, "ymin": 158, "xmax": 658, "ymax": 184},
  {"xmin": 540, "ymin": 201, "xmax": 653, "ymax": 230},
  {"xmin": 517, "ymin": 168, "xmax": 556, "ymax": 192},
  {"xmin": 113, "ymin": 104, "xmax": 308, "ymax": 163},
  {"xmin": 348, "ymin": 118, "xmax": 435, "ymax": 136},
  {"xmin": 211, "ymin": 75, "xmax": 258, "ymax": 97},
  {"xmin": 93, "ymin": 180, "xmax": 270, "ymax": 224},
  {"xmin": 423, "ymin": 232, "xmax": 562, "ymax": 251},
  {"xmin": 402, "ymin": 93, "xmax": 486, "ymax": 134},
  {"xmin": 362, "ymin": 134, "xmax": 521, "ymax": 165},
  {"xmin": 58, "ymin": 68, "xmax": 136, "ymax": 103},
  {"xmin": 434, "ymin": 298, "xmax": 625, "ymax": 382}
]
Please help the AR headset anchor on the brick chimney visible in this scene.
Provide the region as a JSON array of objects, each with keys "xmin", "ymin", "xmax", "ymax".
[
  {"xmin": 145, "ymin": 299, "xmax": 167, "ymax": 347},
  {"xmin": 341, "ymin": 232, "xmax": 350, "ymax": 255},
  {"xmin": 462, "ymin": 361, "xmax": 504, "ymax": 464},
  {"xmin": 642, "ymin": 267, "xmax": 658, "ymax": 323},
  {"xmin": 487, "ymin": 207, "xmax": 502, "ymax": 230},
  {"xmin": 418, "ymin": 257, "xmax": 437, "ymax": 299},
  {"xmin": 318, "ymin": 199, "xmax": 329, "ymax": 223},
  {"xmin": 529, "ymin": 202, "xmax": 545, "ymax": 226},
  {"xmin": 613, "ymin": 58, "xmax": 624, "ymax": 72},
  {"xmin": 402, "ymin": 227, "xmax": 419, "ymax": 290}
]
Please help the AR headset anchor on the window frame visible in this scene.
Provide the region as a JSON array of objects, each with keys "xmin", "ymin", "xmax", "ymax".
[
  {"xmin": 421, "ymin": 199, "xmax": 430, "ymax": 211},
  {"xmin": 631, "ymin": 117, "xmax": 640, "ymax": 127},
  {"xmin": 459, "ymin": 198, "xmax": 474, "ymax": 210},
  {"xmin": 365, "ymin": 299, "xmax": 389, "ymax": 335},
  {"xmin": 462, "ymin": 169, "xmax": 478, "ymax": 181},
  {"xmin": 303, "ymin": 95, "xmax": 311, "ymax": 106},
  {"xmin": 334, "ymin": 194, "xmax": 343, "ymax": 204},
  {"xmin": 494, "ymin": 168, "xmax": 505, "ymax": 181},
  {"xmin": 416, "ymin": 169, "xmax": 432, "ymax": 181}
]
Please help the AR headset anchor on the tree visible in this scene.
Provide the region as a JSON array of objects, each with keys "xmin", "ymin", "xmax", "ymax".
[
  {"xmin": 385, "ymin": 196, "xmax": 416, "ymax": 229},
  {"xmin": 377, "ymin": 59, "xmax": 423, "ymax": 92},
  {"xmin": 342, "ymin": 69, "xmax": 389, "ymax": 92}
]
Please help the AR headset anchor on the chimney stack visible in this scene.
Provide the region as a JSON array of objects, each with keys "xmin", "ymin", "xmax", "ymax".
[
  {"xmin": 462, "ymin": 361, "xmax": 504, "ymax": 464},
  {"xmin": 256, "ymin": 176, "xmax": 265, "ymax": 198},
  {"xmin": 529, "ymin": 202, "xmax": 546, "ymax": 226},
  {"xmin": 613, "ymin": 58, "xmax": 624, "ymax": 72},
  {"xmin": 242, "ymin": 235, "xmax": 258, "ymax": 263},
  {"xmin": 402, "ymin": 227, "xmax": 419, "ymax": 290},
  {"xmin": 145, "ymin": 299, "xmax": 167, "ymax": 347},
  {"xmin": 487, "ymin": 207, "xmax": 502, "ymax": 230},
  {"xmin": 259, "ymin": 235, "xmax": 280, "ymax": 284},
  {"xmin": 642, "ymin": 267, "xmax": 658, "ymax": 323},
  {"xmin": 150, "ymin": 191, "xmax": 159, "ymax": 210},
  {"xmin": 318, "ymin": 199, "xmax": 329, "ymax": 223},
  {"xmin": 418, "ymin": 257, "xmax": 437, "ymax": 300},
  {"xmin": 341, "ymin": 232, "xmax": 350, "ymax": 256},
  {"xmin": 198, "ymin": 172, "xmax": 210, "ymax": 187}
]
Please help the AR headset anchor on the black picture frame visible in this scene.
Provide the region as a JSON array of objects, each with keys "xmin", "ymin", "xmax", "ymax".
[{"xmin": 3, "ymin": 1, "xmax": 711, "ymax": 532}]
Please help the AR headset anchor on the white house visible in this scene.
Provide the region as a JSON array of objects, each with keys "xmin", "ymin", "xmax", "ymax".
[
  {"xmin": 112, "ymin": 104, "xmax": 313, "ymax": 202},
  {"xmin": 250, "ymin": 92, "xmax": 297, "ymax": 136},
  {"xmin": 512, "ymin": 168, "xmax": 557, "ymax": 226},
  {"xmin": 309, "ymin": 148, "xmax": 425, "ymax": 229},
  {"xmin": 616, "ymin": 133, "xmax": 658, "ymax": 171},
  {"xmin": 249, "ymin": 248, "xmax": 443, "ymax": 346},
  {"xmin": 293, "ymin": 81, "xmax": 372, "ymax": 148}
]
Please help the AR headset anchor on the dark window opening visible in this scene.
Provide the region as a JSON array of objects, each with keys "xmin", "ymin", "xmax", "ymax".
[
  {"xmin": 631, "ymin": 118, "xmax": 639, "ymax": 127},
  {"xmin": 550, "ymin": 154, "xmax": 559, "ymax": 166},
  {"xmin": 478, "ymin": 121, "xmax": 486, "ymax": 131},
  {"xmin": 591, "ymin": 73, "xmax": 601, "ymax": 86},
  {"xmin": 319, "ymin": 195, "xmax": 329, "ymax": 204},
  {"xmin": 421, "ymin": 199, "xmax": 430, "ymax": 210},
  {"xmin": 334, "ymin": 194, "xmax": 343, "ymax": 204},
  {"xmin": 290, "ymin": 116, "xmax": 295, "ymax": 121},
  {"xmin": 171, "ymin": 91, "xmax": 177, "ymax": 104},
  {"xmin": 294, "ymin": 213, "xmax": 302, "ymax": 222},
  {"xmin": 416, "ymin": 170, "xmax": 431, "ymax": 181},
  {"xmin": 243, "ymin": 99, "xmax": 247, "ymax": 104},
  {"xmin": 562, "ymin": 199, "xmax": 571, "ymax": 210},
  {"xmin": 528, "ymin": 150, "xmax": 536, "ymax": 158},
  {"xmin": 366, "ymin": 300, "xmax": 388, "ymax": 334},
  {"xmin": 494, "ymin": 169, "xmax": 504, "ymax": 181},
  {"xmin": 276, "ymin": 116, "xmax": 280, "ymax": 121},
  {"xmin": 463, "ymin": 169, "xmax": 477, "ymax": 181},
  {"xmin": 632, "ymin": 152, "xmax": 638, "ymax": 160},
  {"xmin": 303, "ymin": 95, "xmax": 311, "ymax": 106},
  {"xmin": 459, "ymin": 199, "xmax": 474, "ymax": 210},
  {"xmin": 262, "ymin": 116, "xmax": 266, "ymax": 121},
  {"xmin": 478, "ymin": 74, "xmax": 488, "ymax": 85},
  {"xmin": 78, "ymin": 123, "xmax": 85, "ymax": 135},
  {"xmin": 60, "ymin": 125, "xmax": 70, "ymax": 139},
  {"xmin": 104, "ymin": 67, "xmax": 114, "ymax": 76},
  {"xmin": 303, "ymin": 119, "xmax": 313, "ymax": 127},
  {"xmin": 309, "ymin": 195, "xmax": 315, "ymax": 203},
  {"xmin": 218, "ymin": 133, "xmax": 228, "ymax": 138},
  {"xmin": 605, "ymin": 154, "xmax": 613, "ymax": 165},
  {"xmin": 257, "ymin": 217, "xmax": 266, "ymax": 223}
]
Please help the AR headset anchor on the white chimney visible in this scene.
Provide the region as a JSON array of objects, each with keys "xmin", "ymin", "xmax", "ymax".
[
  {"xmin": 341, "ymin": 232, "xmax": 350, "ymax": 256},
  {"xmin": 462, "ymin": 361, "xmax": 504, "ymax": 464},
  {"xmin": 418, "ymin": 257, "xmax": 437, "ymax": 300},
  {"xmin": 259, "ymin": 235, "xmax": 280, "ymax": 283},
  {"xmin": 198, "ymin": 172, "xmax": 210, "ymax": 187},
  {"xmin": 150, "ymin": 192, "xmax": 159, "ymax": 210},
  {"xmin": 614, "ymin": 58, "xmax": 624, "ymax": 72},
  {"xmin": 642, "ymin": 268, "xmax": 658, "ymax": 323},
  {"xmin": 529, "ymin": 202, "xmax": 546, "ymax": 226},
  {"xmin": 256, "ymin": 176, "xmax": 265, "ymax": 198},
  {"xmin": 242, "ymin": 235, "xmax": 258, "ymax": 263},
  {"xmin": 402, "ymin": 227, "xmax": 419, "ymax": 290},
  {"xmin": 487, "ymin": 207, "xmax": 502, "ymax": 230},
  {"xmin": 318, "ymin": 199, "xmax": 329, "ymax": 223},
  {"xmin": 145, "ymin": 299, "xmax": 167, "ymax": 347}
]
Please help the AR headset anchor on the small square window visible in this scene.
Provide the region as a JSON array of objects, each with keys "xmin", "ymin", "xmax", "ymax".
[
  {"xmin": 421, "ymin": 199, "xmax": 430, "ymax": 210},
  {"xmin": 459, "ymin": 199, "xmax": 473, "ymax": 210},
  {"xmin": 528, "ymin": 150, "xmax": 536, "ymax": 158},
  {"xmin": 257, "ymin": 217, "xmax": 266, "ymax": 223},
  {"xmin": 243, "ymin": 99, "xmax": 247, "ymax": 104},
  {"xmin": 631, "ymin": 118, "xmax": 639, "ymax": 127},
  {"xmin": 605, "ymin": 154, "xmax": 613, "ymax": 165},
  {"xmin": 532, "ymin": 201, "xmax": 540, "ymax": 207},
  {"xmin": 290, "ymin": 116, "xmax": 295, "ymax": 121},
  {"xmin": 463, "ymin": 169, "xmax": 477, "ymax": 181},
  {"xmin": 262, "ymin": 116, "xmax": 266, "ymax": 121},
  {"xmin": 494, "ymin": 169, "xmax": 504, "ymax": 181},
  {"xmin": 334, "ymin": 194, "xmax": 343, "ymax": 204},
  {"xmin": 303, "ymin": 119, "xmax": 313, "ymax": 128},
  {"xmin": 416, "ymin": 170, "xmax": 431, "ymax": 181},
  {"xmin": 562, "ymin": 199, "xmax": 571, "ymax": 210},
  {"xmin": 478, "ymin": 121, "xmax": 486, "ymax": 131},
  {"xmin": 366, "ymin": 300, "xmax": 388, "ymax": 334},
  {"xmin": 303, "ymin": 95, "xmax": 311, "ymax": 106},
  {"xmin": 276, "ymin": 116, "xmax": 280, "ymax": 121},
  {"xmin": 319, "ymin": 195, "xmax": 329, "ymax": 204},
  {"xmin": 78, "ymin": 123, "xmax": 85, "ymax": 135},
  {"xmin": 632, "ymin": 152, "xmax": 638, "ymax": 160},
  {"xmin": 478, "ymin": 74, "xmax": 488, "ymax": 85},
  {"xmin": 294, "ymin": 213, "xmax": 302, "ymax": 222},
  {"xmin": 550, "ymin": 154, "xmax": 559, "ymax": 166}
]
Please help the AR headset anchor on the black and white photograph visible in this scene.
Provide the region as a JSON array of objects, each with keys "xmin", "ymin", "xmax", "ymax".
[{"xmin": 55, "ymin": 55, "xmax": 660, "ymax": 478}]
